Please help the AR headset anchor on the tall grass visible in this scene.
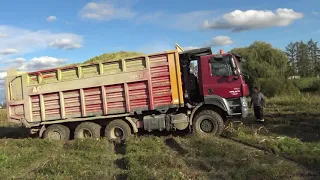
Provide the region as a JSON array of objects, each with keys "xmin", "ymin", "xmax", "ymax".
[
  {"xmin": 125, "ymin": 136, "xmax": 197, "ymax": 180},
  {"xmin": 267, "ymin": 93, "xmax": 320, "ymax": 107},
  {"xmin": 0, "ymin": 109, "xmax": 7, "ymax": 122},
  {"xmin": 125, "ymin": 135, "xmax": 304, "ymax": 180},
  {"xmin": 261, "ymin": 93, "xmax": 320, "ymax": 116},
  {"xmin": 0, "ymin": 138, "xmax": 120, "ymax": 179},
  {"xmin": 226, "ymin": 123, "xmax": 320, "ymax": 170},
  {"xmin": 225, "ymin": 93, "xmax": 320, "ymax": 172}
]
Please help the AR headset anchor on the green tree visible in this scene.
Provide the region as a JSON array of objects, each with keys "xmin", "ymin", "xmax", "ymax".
[
  {"xmin": 285, "ymin": 42, "xmax": 298, "ymax": 77},
  {"xmin": 296, "ymin": 41, "xmax": 310, "ymax": 77},
  {"xmin": 231, "ymin": 41, "xmax": 298, "ymax": 97},
  {"xmin": 307, "ymin": 39, "xmax": 320, "ymax": 76}
]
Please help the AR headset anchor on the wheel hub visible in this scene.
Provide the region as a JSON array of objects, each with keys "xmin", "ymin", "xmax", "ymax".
[
  {"xmin": 200, "ymin": 119, "xmax": 214, "ymax": 133},
  {"xmin": 83, "ymin": 129, "xmax": 92, "ymax": 138},
  {"xmin": 111, "ymin": 127, "xmax": 124, "ymax": 139},
  {"xmin": 48, "ymin": 131, "xmax": 61, "ymax": 140}
]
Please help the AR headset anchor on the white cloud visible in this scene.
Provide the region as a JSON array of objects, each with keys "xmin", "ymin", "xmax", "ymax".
[
  {"xmin": 3, "ymin": 57, "xmax": 26, "ymax": 64},
  {"xmin": 0, "ymin": 72, "xmax": 6, "ymax": 91},
  {"xmin": 12, "ymin": 57, "xmax": 26, "ymax": 63},
  {"xmin": 202, "ymin": 8, "xmax": 303, "ymax": 32},
  {"xmin": 47, "ymin": 16, "xmax": 57, "ymax": 22},
  {"xmin": 18, "ymin": 56, "xmax": 67, "ymax": 72},
  {"xmin": 0, "ymin": 56, "xmax": 67, "ymax": 100},
  {"xmin": 0, "ymin": 25, "xmax": 83, "ymax": 57},
  {"xmin": 0, "ymin": 72, "xmax": 6, "ymax": 97},
  {"xmin": 80, "ymin": 2, "xmax": 136, "ymax": 20},
  {"xmin": 1, "ymin": 56, "xmax": 67, "ymax": 73},
  {"xmin": 0, "ymin": 72, "xmax": 6, "ymax": 80},
  {"xmin": 0, "ymin": 48, "xmax": 19, "ymax": 55},
  {"xmin": 49, "ymin": 37, "xmax": 82, "ymax": 50},
  {"xmin": 205, "ymin": 36, "xmax": 234, "ymax": 47},
  {"xmin": 79, "ymin": 1, "xmax": 214, "ymax": 30},
  {"xmin": 0, "ymin": 32, "xmax": 7, "ymax": 38}
]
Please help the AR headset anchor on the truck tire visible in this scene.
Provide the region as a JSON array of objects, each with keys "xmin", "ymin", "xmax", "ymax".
[
  {"xmin": 43, "ymin": 124, "xmax": 70, "ymax": 141},
  {"xmin": 192, "ymin": 110, "xmax": 224, "ymax": 136},
  {"xmin": 105, "ymin": 119, "xmax": 132, "ymax": 141},
  {"xmin": 74, "ymin": 122, "xmax": 101, "ymax": 139}
]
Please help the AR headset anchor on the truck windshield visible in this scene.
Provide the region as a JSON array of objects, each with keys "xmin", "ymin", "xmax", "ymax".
[{"xmin": 210, "ymin": 55, "xmax": 233, "ymax": 76}]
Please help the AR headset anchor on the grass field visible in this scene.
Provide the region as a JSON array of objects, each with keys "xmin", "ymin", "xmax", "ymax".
[{"xmin": 0, "ymin": 93, "xmax": 319, "ymax": 180}]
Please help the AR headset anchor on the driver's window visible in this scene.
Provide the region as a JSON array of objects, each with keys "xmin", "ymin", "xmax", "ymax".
[{"xmin": 210, "ymin": 61, "xmax": 232, "ymax": 76}]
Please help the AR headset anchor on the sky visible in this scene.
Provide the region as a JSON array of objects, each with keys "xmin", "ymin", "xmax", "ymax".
[{"xmin": 0, "ymin": 0, "xmax": 320, "ymax": 102}]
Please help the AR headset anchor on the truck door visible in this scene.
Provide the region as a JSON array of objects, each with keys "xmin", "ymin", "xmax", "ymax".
[{"xmin": 199, "ymin": 54, "xmax": 242, "ymax": 99}]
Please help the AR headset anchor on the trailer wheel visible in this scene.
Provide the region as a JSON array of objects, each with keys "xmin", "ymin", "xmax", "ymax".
[
  {"xmin": 43, "ymin": 124, "xmax": 70, "ymax": 141},
  {"xmin": 105, "ymin": 119, "xmax": 132, "ymax": 141},
  {"xmin": 74, "ymin": 122, "xmax": 101, "ymax": 139},
  {"xmin": 192, "ymin": 110, "xmax": 224, "ymax": 136}
]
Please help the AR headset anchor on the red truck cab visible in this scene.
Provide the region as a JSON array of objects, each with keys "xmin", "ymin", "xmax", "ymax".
[
  {"xmin": 199, "ymin": 52, "xmax": 248, "ymax": 98},
  {"xmin": 199, "ymin": 51, "xmax": 249, "ymax": 118},
  {"xmin": 179, "ymin": 47, "xmax": 249, "ymax": 122}
]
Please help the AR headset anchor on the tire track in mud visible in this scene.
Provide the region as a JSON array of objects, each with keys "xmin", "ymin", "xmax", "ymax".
[
  {"xmin": 164, "ymin": 136, "xmax": 214, "ymax": 173},
  {"xmin": 162, "ymin": 132, "xmax": 320, "ymax": 179},
  {"xmin": 112, "ymin": 140, "xmax": 128, "ymax": 180},
  {"xmin": 221, "ymin": 135, "xmax": 320, "ymax": 179}
]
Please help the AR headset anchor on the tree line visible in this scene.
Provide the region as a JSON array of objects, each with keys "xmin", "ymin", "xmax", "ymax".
[{"xmin": 285, "ymin": 39, "xmax": 320, "ymax": 78}]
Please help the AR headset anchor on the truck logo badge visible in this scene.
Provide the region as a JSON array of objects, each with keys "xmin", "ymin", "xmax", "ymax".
[
  {"xmin": 229, "ymin": 88, "xmax": 240, "ymax": 95},
  {"xmin": 32, "ymin": 86, "xmax": 41, "ymax": 93},
  {"xmin": 130, "ymin": 73, "xmax": 144, "ymax": 80}
]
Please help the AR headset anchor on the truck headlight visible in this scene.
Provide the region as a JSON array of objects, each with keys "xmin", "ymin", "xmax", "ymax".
[{"xmin": 241, "ymin": 97, "xmax": 248, "ymax": 107}]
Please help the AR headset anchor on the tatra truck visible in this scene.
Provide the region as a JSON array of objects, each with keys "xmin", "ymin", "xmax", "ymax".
[{"xmin": 5, "ymin": 44, "xmax": 249, "ymax": 141}]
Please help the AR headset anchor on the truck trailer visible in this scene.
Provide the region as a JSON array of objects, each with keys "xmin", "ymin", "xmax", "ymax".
[{"xmin": 5, "ymin": 44, "xmax": 249, "ymax": 141}]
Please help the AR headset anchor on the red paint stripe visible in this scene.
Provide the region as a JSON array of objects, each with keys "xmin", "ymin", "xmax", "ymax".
[{"xmin": 42, "ymin": 74, "xmax": 56, "ymax": 79}]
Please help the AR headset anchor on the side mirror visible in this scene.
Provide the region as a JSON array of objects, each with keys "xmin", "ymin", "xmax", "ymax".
[
  {"xmin": 230, "ymin": 57, "xmax": 236, "ymax": 69},
  {"xmin": 233, "ymin": 69, "xmax": 240, "ymax": 80},
  {"xmin": 234, "ymin": 69, "xmax": 240, "ymax": 76},
  {"xmin": 239, "ymin": 58, "xmax": 246, "ymax": 62},
  {"xmin": 231, "ymin": 57, "xmax": 239, "ymax": 73}
]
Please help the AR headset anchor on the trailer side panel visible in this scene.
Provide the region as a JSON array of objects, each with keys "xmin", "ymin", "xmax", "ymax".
[{"xmin": 6, "ymin": 51, "xmax": 184, "ymax": 125}]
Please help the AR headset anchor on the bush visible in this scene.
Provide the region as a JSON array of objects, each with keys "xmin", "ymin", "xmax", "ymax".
[
  {"xmin": 291, "ymin": 77, "xmax": 319, "ymax": 92},
  {"xmin": 255, "ymin": 77, "xmax": 300, "ymax": 97},
  {"xmin": 308, "ymin": 79, "xmax": 320, "ymax": 92},
  {"xmin": 0, "ymin": 109, "xmax": 7, "ymax": 122}
]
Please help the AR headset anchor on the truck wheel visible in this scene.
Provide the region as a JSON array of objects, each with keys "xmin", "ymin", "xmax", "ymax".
[
  {"xmin": 43, "ymin": 124, "xmax": 70, "ymax": 141},
  {"xmin": 192, "ymin": 110, "xmax": 224, "ymax": 136},
  {"xmin": 74, "ymin": 122, "xmax": 101, "ymax": 139},
  {"xmin": 105, "ymin": 119, "xmax": 132, "ymax": 141}
]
